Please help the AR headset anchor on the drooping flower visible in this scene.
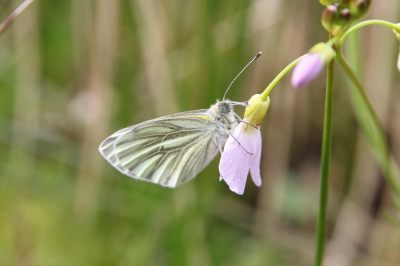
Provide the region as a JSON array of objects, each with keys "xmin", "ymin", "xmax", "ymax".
[
  {"xmin": 291, "ymin": 42, "xmax": 335, "ymax": 89},
  {"xmin": 219, "ymin": 94, "xmax": 270, "ymax": 195}
]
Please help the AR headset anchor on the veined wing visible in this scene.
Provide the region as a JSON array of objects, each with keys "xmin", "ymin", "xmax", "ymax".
[{"xmin": 98, "ymin": 110, "xmax": 222, "ymax": 187}]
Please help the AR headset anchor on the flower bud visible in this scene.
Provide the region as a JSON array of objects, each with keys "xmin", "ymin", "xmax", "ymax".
[
  {"xmin": 321, "ymin": 4, "xmax": 340, "ymax": 35},
  {"xmin": 349, "ymin": 0, "xmax": 371, "ymax": 19},
  {"xmin": 243, "ymin": 94, "xmax": 270, "ymax": 126},
  {"xmin": 319, "ymin": 0, "xmax": 337, "ymax": 6},
  {"xmin": 340, "ymin": 8, "xmax": 352, "ymax": 21},
  {"xmin": 291, "ymin": 43, "xmax": 335, "ymax": 89}
]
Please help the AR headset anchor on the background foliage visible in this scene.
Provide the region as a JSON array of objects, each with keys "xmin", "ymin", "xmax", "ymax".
[{"xmin": 0, "ymin": 0, "xmax": 399, "ymax": 265}]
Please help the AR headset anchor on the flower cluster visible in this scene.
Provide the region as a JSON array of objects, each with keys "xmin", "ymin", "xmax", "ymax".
[{"xmin": 321, "ymin": 0, "xmax": 371, "ymax": 36}]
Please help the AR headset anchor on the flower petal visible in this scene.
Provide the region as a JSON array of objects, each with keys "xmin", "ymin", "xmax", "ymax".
[
  {"xmin": 250, "ymin": 129, "xmax": 262, "ymax": 187},
  {"xmin": 219, "ymin": 124, "xmax": 251, "ymax": 195}
]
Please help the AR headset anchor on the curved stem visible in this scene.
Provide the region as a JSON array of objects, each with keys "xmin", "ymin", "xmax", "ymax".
[
  {"xmin": 314, "ymin": 56, "xmax": 334, "ymax": 266},
  {"xmin": 260, "ymin": 55, "xmax": 304, "ymax": 100},
  {"xmin": 336, "ymin": 51, "xmax": 400, "ymax": 194},
  {"xmin": 340, "ymin": 19, "xmax": 400, "ymax": 46},
  {"xmin": 0, "ymin": 0, "xmax": 35, "ymax": 36}
]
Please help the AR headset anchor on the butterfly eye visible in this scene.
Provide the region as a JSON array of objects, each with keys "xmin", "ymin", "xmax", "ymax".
[{"xmin": 218, "ymin": 103, "xmax": 230, "ymax": 114}]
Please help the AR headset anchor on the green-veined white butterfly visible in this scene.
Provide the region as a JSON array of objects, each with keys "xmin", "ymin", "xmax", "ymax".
[{"xmin": 98, "ymin": 52, "xmax": 262, "ymax": 188}]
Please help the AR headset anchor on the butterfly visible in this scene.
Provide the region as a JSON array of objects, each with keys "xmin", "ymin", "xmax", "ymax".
[{"xmin": 98, "ymin": 52, "xmax": 262, "ymax": 188}]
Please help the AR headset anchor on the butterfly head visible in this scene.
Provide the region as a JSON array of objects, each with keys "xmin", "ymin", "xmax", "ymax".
[{"xmin": 217, "ymin": 101, "xmax": 232, "ymax": 115}]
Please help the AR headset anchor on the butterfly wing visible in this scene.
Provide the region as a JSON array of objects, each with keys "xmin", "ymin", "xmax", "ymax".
[{"xmin": 98, "ymin": 110, "xmax": 224, "ymax": 187}]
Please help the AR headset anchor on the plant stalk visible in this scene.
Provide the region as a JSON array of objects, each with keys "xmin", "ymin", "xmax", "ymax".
[
  {"xmin": 336, "ymin": 51, "xmax": 400, "ymax": 195},
  {"xmin": 314, "ymin": 55, "xmax": 334, "ymax": 266}
]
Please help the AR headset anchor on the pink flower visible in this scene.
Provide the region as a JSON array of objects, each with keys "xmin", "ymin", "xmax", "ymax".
[
  {"xmin": 219, "ymin": 123, "xmax": 262, "ymax": 195},
  {"xmin": 291, "ymin": 42, "xmax": 335, "ymax": 89},
  {"xmin": 291, "ymin": 53, "xmax": 324, "ymax": 89}
]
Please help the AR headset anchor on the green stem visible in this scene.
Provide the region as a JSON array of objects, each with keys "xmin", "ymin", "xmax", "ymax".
[
  {"xmin": 260, "ymin": 55, "xmax": 304, "ymax": 100},
  {"xmin": 314, "ymin": 57, "xmax": 334, "ymax": 266},
  {"xmin": 335, "ymin": 52, "xmax": 378, "ymax": 130},
  {"xmin": 340, "ymin": 19, "xmax": 400, "ymax": 46},
  {"xmin": 336, "ymin": 51, "xmax": 400, "ymax": 194}
]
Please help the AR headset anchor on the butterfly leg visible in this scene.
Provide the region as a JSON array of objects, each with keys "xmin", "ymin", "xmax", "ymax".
[
  {"xmin": 216, "ymin": 140, "xmax": 224, "ymax": 182},
  {"xmin": 233, "ymin": 113, "xmax": 258, "ymax": 129},
  {"xmin": 229, "ymin": 132, "xmax": 253, "ymax": 155},
  {"xmin": 219, "ymin": 145, "xmax": 223, "ymax": 154}
]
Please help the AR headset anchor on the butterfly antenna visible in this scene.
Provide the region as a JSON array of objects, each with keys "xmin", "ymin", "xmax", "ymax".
[{"xmin": 222, "ymin": 51, "xmax": 262, "ymax": 100}]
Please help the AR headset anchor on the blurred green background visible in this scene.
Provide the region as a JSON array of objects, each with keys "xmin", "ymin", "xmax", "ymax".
[{"xmin": 0, "ymin": 0, "xmax": 400, "ymax": 265}]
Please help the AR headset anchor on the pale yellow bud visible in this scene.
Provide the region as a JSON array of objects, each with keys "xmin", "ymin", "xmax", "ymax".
[{"xmin": 243, "ymin": 94, "xmax": 270, "ymax": 126}]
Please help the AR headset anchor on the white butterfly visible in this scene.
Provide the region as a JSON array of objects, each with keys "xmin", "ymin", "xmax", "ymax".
[
  {"xmin": 98, "ymin": 101, "xmax": 240, "ymax": 187},
  {"xmin": 98, "ymin": 52, "xmax": 262, "ymax": 188}
]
